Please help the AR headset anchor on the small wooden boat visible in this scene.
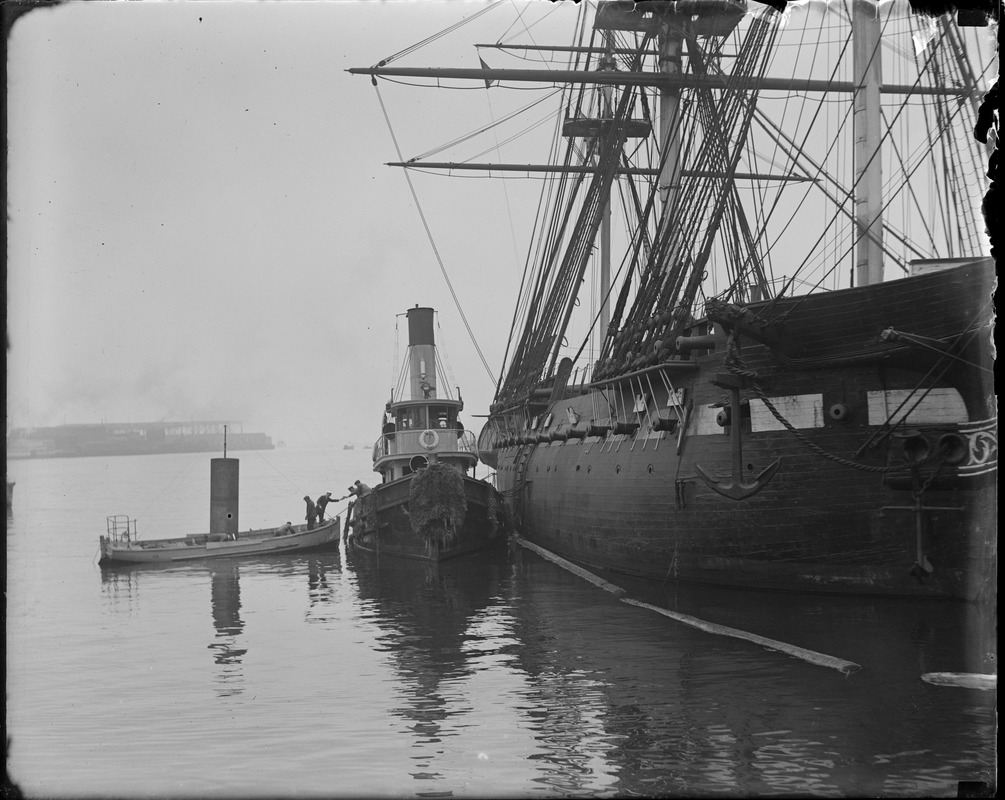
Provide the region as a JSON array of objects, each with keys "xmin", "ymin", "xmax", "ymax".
[
  {"xmin": 100, "ymin": 428, "xmax": 341, "ymax": 566},
  {"xmin": 99, "ymin": 514, "xmax": 341, "ymax": 565}
]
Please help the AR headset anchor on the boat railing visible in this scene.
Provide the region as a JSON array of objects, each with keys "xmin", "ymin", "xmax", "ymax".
[
  {"xmin": 373, "ymin": 428, "xmax": 478, "ymax": 461},
  {"xmin": 105, "ymin": 514, "xmax": 137, "ymax": 543}
]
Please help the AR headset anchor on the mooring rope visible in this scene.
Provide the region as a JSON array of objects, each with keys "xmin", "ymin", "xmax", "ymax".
[
  {"xmin": 251, "ymin": 448, "xmax": 310, "ymax": 495},
  {"xmin": 136, "ymin": 451, "xmax": 204, "ymax": 520},
  {"xmin": 515, "ymin": 536, "xmax": 860, "ymax": 675}
]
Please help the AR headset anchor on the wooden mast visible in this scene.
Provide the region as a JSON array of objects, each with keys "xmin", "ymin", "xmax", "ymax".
[
  {"xmin": 852, "ymin": 0, "xmax": 885, "ymax": 286},
  {"xmin": 658, "ymin": 18, "xmax": 685, "ymax": 209},
  {"xmin": 598, "ymin": 40, "xmax": 615, "ymax": 354}
]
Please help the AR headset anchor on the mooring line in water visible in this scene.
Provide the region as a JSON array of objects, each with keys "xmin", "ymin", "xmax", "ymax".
[
  {"xmin": 621, "ymin": 599, "xmax": 861, "ymax": 675},
  {"xmin": 920, "ymin": 672, "xmax": 996, "ymax": 690},
  {"xmin": 515, "ymin": 536, "xmax": 860, "ymax": 675},
  {"xmin": 515, "ymin": 537, "xmax": 625, "ymax": 596}
]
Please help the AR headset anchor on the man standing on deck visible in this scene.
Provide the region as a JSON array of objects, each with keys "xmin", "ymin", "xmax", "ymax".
[
  {"xmin": 316, "ymin": 492, "xmax": 333, "ymax": 523},
  {"xmin": 304, "ymin": 495, "xmax": 317, "ymax": 530}
]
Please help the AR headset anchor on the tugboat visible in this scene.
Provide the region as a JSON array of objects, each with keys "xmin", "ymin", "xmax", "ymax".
[{"xmin": 347, "ymin": 306, "xmax": 509, "ymax": 560}]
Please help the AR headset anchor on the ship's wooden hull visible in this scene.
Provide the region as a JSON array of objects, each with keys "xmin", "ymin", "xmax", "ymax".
[
  {"xmin": 348, "ymin": 473, "xmax": 508, "ymax": 561},
  {"xmin": 486, "ymin": 261, "xmax": 996, "ymax": 600}
]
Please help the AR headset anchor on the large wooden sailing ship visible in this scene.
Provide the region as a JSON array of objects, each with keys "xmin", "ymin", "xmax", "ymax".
[{"xmin": 352, "ymin": 1, "xmax": 996, "ymax": 599}]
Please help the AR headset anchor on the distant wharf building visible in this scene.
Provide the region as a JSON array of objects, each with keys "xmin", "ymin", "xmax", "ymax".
[{"xmin": 6, "ymin": 421, "xmax": 274, "ymax": 459}]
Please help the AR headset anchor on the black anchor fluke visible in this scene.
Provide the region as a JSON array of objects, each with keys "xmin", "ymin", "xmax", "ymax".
[{"xmin": 695, "ymin": 374, "xmax": 781, "ymax": 501}]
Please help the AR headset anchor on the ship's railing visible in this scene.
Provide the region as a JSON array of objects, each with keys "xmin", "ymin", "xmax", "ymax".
[
  {"xmin": 372, "ymin": 429, "xmax": 478, "ymax": 461},
  {"xmin": 105, "ymin": 514, "xmax": 137, "ymax": 543}
]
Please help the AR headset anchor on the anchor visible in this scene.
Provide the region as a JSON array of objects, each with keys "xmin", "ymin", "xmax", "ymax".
[
  {"xmin": 907, "ymin": 485, "xmax": 934, "ymax": 581},
  {"xmin": 695, "ymin": 374, "xmax": 781, "ymax": 500}
]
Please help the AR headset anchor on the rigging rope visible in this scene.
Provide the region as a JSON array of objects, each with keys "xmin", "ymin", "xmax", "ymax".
[
  {"xmin": 377, "ymin": 1, "xmax": 505, "ymax": 66},
  {"xmin": 373, "ymin": 80, "xmax": 496, "ymax": 387},
  {"xmin": 605, "ymin": 13, "xmax": 779, "ymax": 375},
  {"xmin": 777, "ymin": 17, "xmax": 960, "ymax": 302},
  {"xmin": 413, "ymin": 90, "xmax": 560, "ymax": 162},
  {"xmin": 776, "ymin": 107, "xmax": 969, "ymax": 320},
  {"xmin": 853, "ymin": 304, "xmax": 994, "ymax": 455},
  {"xmin": 435, "ymin": 314, "xmax": 459, "ymax": 398},
  {"xmin": 497, "ymin": 105, "xmax": 567, "ymax": 395},
  {"xmin": 881, "ymin": 327, "xmax": 994, "ymax": 374},
  {"xmin": 722, "ymin": 337, "xmax": 936, "ymax": 474},
  {"xmin": 497, "ymin": 0, "xmax": 566, "ymax": 49}
]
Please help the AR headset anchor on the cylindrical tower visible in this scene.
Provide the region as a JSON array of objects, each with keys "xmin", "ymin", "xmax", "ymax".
[{"xmin": 210, "ymin": 457, "xmax": 239, "ymax": 535}]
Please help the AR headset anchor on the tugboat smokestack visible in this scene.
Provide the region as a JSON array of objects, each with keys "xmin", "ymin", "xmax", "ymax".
[{"xmin": 406, "ymin": 306, "xmax": 437, "ymax": 400}]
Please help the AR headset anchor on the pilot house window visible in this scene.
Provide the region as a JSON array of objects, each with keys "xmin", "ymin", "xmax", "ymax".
[
  {"xmin": 397, "ymin": 407, "xmax": 427, "ymax": 430},
  {"xmin": 429, "ymin": 406, "xmax": 457, "ymax": 429}
]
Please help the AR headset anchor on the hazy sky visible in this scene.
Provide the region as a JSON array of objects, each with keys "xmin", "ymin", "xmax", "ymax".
[
  {"xmin": 7, "ymin": 0, "xmax": 571, "ymax": 448},
  {"xmin": 7, "ymin": 0, "xmax": 996, "ymax": 451}
]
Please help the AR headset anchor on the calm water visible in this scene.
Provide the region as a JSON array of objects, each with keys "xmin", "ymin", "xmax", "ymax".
[{"xmin": 5, "ymin": 448, "xmax": 996, "ymax": 797}]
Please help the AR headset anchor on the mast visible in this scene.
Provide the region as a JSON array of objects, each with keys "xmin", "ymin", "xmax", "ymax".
[
  {"xmin": 598, "ymin": 41, "xmax": 615, "ymax": 352},
  {"xmin": 852, "ymin": 0, "xmax": 885, "ymax": 286},
  {"xmin": 658, "ymin": 19, "xmax": 685, "ymax": 209}
]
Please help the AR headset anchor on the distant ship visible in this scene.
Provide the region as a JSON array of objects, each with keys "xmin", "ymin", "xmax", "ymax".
[
  {"xmin": 6, "ymin": 421, "xmax": 274, "ymax": 459},
  {"xmin": 343, "ymin": 444, "xmax": 355, "ymax": 450}
]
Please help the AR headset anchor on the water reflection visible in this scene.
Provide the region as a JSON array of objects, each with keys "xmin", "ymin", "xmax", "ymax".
[
  {"xmin": 91, "ymin": 541, "xmax": 994, "ymax": 796},
  {"xmin": 307, "ymin": 556, "xmax": 337, "ymax": 605},
  {"xmin": 98, "ymin": 565, "xmax": 142, "ymax": 614},
  {"xmin": 100, "ymin": 554, "xmax": 346, "ymax": 697},
  {"xmin": 347, "ymin": 546, "xmax": 509, "ymax": 780},
  {"xmin": 207, "ymin": 562, "xmax": 246, "ymax": 696},
  {"xmin": 100, "ymin": 561, "xmax": 250, "ymax": 696},
  {"xmin": 620, "ymin": 574, "xmax": 997, "ymax": 679},
  {"xmin": 506, "ymin": 549, "xmax": 996, "ymax": 796}
]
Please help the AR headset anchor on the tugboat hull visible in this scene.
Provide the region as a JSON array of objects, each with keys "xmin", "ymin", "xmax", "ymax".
[{"xmin": 348, "ymin": 472, "xmax": 507, "ymax": 561}]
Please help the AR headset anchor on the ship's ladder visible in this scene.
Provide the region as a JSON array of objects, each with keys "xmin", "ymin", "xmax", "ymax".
[{"xmin": 514, "ymin": 443, "xmax": 535, "ymax": 487}]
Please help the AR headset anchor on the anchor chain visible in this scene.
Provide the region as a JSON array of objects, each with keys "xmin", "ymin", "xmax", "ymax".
[{"xmin": 722, "ymin": 337, "xmax": 934, "ymax": 475}]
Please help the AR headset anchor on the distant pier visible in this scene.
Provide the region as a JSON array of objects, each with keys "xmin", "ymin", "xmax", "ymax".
[{"xmin": 6, "ymin": 421, "xmax": 274, "ymax": 459}]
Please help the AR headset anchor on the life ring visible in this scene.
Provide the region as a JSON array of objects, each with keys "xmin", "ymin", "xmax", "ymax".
[{"xmin": 419, "ymin": 429, "xmax": 439, "ymax": 450}]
